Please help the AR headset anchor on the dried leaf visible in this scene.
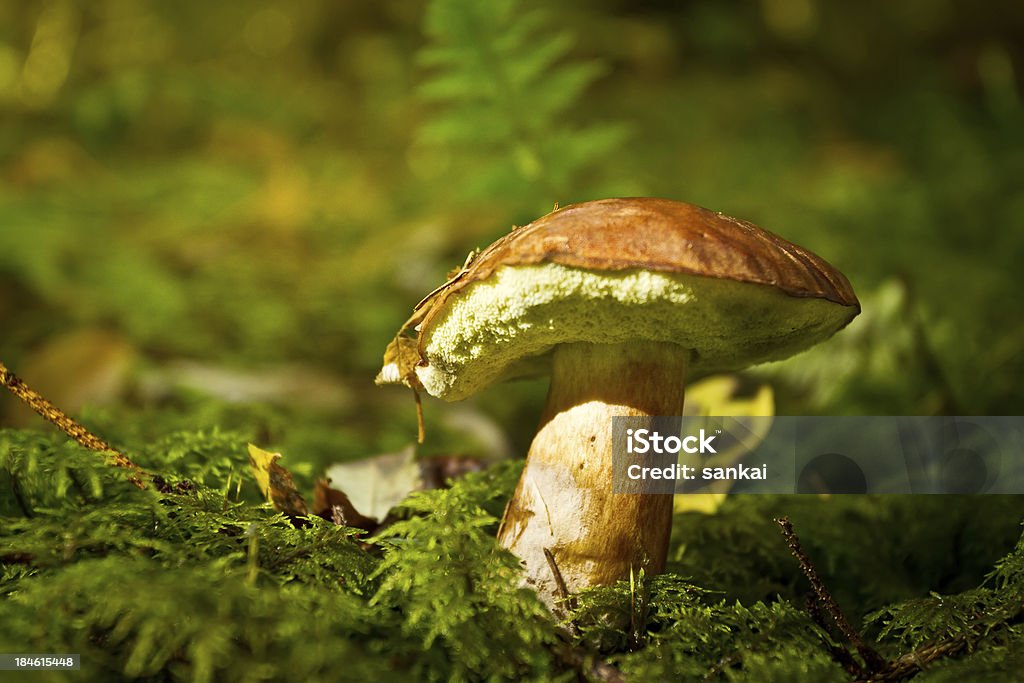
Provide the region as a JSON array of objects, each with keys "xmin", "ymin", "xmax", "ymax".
[
  {"xmin": 247, "ymin": 444, "xmax": 309, "ymax": 516},
  {"xmin": 683, "ymin": 375, "xmax": 774, "ymax": 418},
  {"xmin": 376, "ymin": 336, "xmax": 427, "ymax": 442},
  {"xmin": 323, "ymin": 445, "xmax": 420, "ymax": 521},
  {"xmin": 375, "ymin": 336, "xmax": 422, "ymax": 389},
  {"xmin": 675, "ymin": 375, "xmax": 775, "ymax": 514},
  {"xmin": 322, "ymin": 445, "xmax": 489, "ymax": 523},
  {"xmin": 311, "ymin": 479, "xmax": 378, "ymax": 531}
]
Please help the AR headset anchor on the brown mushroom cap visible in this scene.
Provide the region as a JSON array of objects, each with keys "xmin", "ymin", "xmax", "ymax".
[{"xmin": 380, "ymin": 198, "xmax": 860, "ymax": 400}]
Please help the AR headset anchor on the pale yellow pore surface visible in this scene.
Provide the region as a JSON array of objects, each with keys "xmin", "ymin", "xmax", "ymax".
[{"xmin": 416, "ymin": 263, "xmax": 851, "ymax": 401}]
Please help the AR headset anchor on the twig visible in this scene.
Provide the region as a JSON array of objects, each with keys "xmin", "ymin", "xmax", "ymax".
[
  {"xmin": 770, "ymin": 516, "xmax": 1017, "ymax": 682},
  {"xmin": 544, "ymin": 547, "xmax": 581, "ymax": 635},
  {"xmin": 0, "ymin": 360, "xmax": 147, "ymax": 488},
  {"xmin": 805, "ymin": 594, "xmax": 865, "ymax": 679},
  {"xmin": 856, "ymin": 598, "xmax": 1024, "ymax": 682},
  {"xmin": 544, "ymin": 547, "xmax": 572, "ymax": 604},
  {"xmin": 775, "ymin": 517, "xmax": 886, "ymax": 672},
  {"xmin": 855, "ymin": 637, "xmax": 967, "ymax": 683}
]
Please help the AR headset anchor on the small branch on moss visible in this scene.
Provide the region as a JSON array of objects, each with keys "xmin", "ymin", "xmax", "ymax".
[
  {"xmin": 0, "ymin": 552, "xmax": 35, "ymax": 566},
  {"xmin": 779, "ymin": 517, "xmax": 1024, "ymax": 681},
  {"xmin": 0, "ymin": 360, "xmax": 147, "ymax": 488},
  {"xmin": 775, "ymin": 517, "xmax": 886, "ymax": 672},
  {"xmin": 857, "ymin": 599, "xmax": 1024, "ymax": 682},
  {"xmin": 544, "ymin": 547, "xmax": 581, "ymax": 637},
  {"xmin": 805, "ymin": 594, "xmax": 866, "ymax": 679},
  {"xmin": 856, "ymin": 637, "xmax": 967, "ymax": 683},
  {"xmin": 544, "ymin": 548, "xmax": 574, "ymax": 607}
]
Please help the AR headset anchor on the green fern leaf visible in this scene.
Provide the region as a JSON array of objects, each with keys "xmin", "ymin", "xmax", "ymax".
[{"xmin": 416, "ymin": 0, "xmax": 627, "ymax": 208}]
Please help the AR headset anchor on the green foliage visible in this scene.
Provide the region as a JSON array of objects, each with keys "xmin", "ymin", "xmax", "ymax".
[
  {"xmin": 73, "ymin": 396, "xmax": 416, "ymax": 497},
  {"xmin": 569, "ymin": 574, "xmax": 846, "ymax": 681},
  {"xmin": 0, "ymin": 429, "xmax": 141, "ymax": 515},
  {"xmin": 0, "ymin": 428, "xmax": 563, "ymax": 682},
  {"xmin": 559, "ymin": 512, "xmax": 1024, "ymax": 682},
  {"xmin": 369, "ymin": 463, "xmax": 555, "ymax": 681},
  {"xmin": 143, "ymin": 428, "xmax": 249, "ymax": 489},
  {"xmin": 867, "ymin": 588, "xmax": 1016, "ymax": 652},
  {"xmin": 913, "ymin": 643, "xmax": 1024, "ymax": 683},
  {"xmin": 416, "ymin": 0, "xmax": 629, "ymax": 212},
  {"xmin": 1, "ymin": 556, "xmax": 387, "ymax": 683},
  {"xmin": 2, "ymin": 0, "xmax": 1024, "ymax": 680},
  {"xmin": 989, "ymin": 522, "xmax": 1024, "ymax": 591},
  {"xmin": 859, "ymin": 527, "xmax": 1024, "ymax": 678},
  {"xmin": 669, "ymin": 495, "xmax": 1024, "ymax": 617},
  {"xmin": 632, "ymin": 600, "xmax": 845, "ymax": 682},
  {"xmin": 4, "ymin": 420, "xmax": 1024, "ymax": 681}
]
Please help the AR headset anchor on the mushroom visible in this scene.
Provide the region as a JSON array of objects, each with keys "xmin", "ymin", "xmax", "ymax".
[{"xmin": 377, "ymin": 197, "xmax": 859, "ymax": 609}]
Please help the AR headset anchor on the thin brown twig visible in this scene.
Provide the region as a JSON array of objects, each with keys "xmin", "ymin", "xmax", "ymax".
[
  {"xmin": 857, "ymin": 598, "xmax": 1024, "ymax": 682},
  {"xmin": 805, "ymin": 593, "xmax": 865, "ymax": 679},
  {"xmin": 775, "ymin": 516, "xmax": 886, "ymax": 672},
  {"xmin": 544, "ymin": 547, "xmax": 581, "ymax": 636},
  {"xmin": 540, "ymin": 546, "xmax": 623, "ymax": 682},
  {"xmin": 0, "ymin": 360, "xmax": 147, "ymax": 488},
  {"xmin": 544, "ymin": 547, "xmax": 572, "ymax": 604},
  {"xmin": 856, "ymin": 637, "xmax": 967, "ymax": 683}
]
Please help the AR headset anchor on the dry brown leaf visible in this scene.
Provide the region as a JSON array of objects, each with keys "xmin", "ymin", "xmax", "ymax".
[
  {"xmin": 247, "ymin": 444, "xmax": 309, "ymax": 516},
  {"xmin": 312, "ymin": 479, "xmax": 378, "ymax": 531}
]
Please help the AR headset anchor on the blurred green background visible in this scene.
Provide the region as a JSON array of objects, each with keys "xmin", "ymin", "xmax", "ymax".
[{"xmin": 1, "ymin": 0, "xmax": 1022, "ymax": 474}]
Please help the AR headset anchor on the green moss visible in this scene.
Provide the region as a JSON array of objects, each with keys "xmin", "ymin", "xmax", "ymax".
[
  {"xmin": 1, "ymin": 0, "xmax": 1023, "ymax": 678},
  {"xmin": 3, "ymin": 423, "xmax": 1024, "ymax": 681},
  {"xmin": 368, "ymin": 465, "xmax": 557, "ymax": 680},
  {"xmin": 0, "ymin": 429, "xmax": 559, "ymax": 681},
  {"xmin": 669, "ymin": 495, "xmax": 1024, "ymax": 618}
]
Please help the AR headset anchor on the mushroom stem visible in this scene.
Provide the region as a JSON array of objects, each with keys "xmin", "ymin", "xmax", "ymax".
[{"xmin": 497, "ymin": 341, "xmax": 688, "ymax": 610}]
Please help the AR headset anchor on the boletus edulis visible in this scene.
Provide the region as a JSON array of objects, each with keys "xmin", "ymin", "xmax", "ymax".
[{"xmin": 377, "ymin": 197, "xmax": 859, "ymax": 610}]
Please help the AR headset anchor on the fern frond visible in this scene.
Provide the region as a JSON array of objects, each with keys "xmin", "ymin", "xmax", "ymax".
[{"xmin": 416, "ymin": 0, "xmax": 627, "ymax": 208}]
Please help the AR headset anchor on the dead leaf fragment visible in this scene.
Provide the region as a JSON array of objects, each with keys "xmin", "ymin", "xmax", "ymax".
[
  {"xmin": 312, "ymin": 479, "xmax": 378, "ymax": 531},
  {"xmin": 247, "ymin": 444, "xmax": 309, "ymax": 516},
  {"xmin": 675, "ymin": 375, "xmax": 775, "ymax": 514},
  {"xmin": 321, "ymin": 445, "xmax": 489, "ymax": 525},
  {"xmin": 375, "ymin": 336, "xmax": 422, "ymax": 389},
  {"xmin": 323, "ymin": 445, "xmax": 420, "ymax": 522}
]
